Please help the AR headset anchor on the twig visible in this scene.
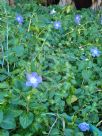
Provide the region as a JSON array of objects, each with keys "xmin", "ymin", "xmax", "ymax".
[
  {"xmin": 62, "ymin": 118, "xmax": 65, "ymax": 135},
  {"xmin": 28, "ymin": 13, "xmax": 35, "ymax": 32},
  {"xmin": 6, "ymin": 22, "xmax": 9, "ymax": 73},
  {"xmin": 96, "ymin": 120, "xmax": 102, "ymax": 127},
  {"xmin": 3, "ymin": 0, "xmax": 10, "ymax": 73},
  {"xmin": 42, "ymin": 113, "xmax": 57, "ymax": 117},
  {"xmin": 47, "ymin": 117, "xmax": 58, "ymax": 136},
  {"xmin": 0, "ymin": 43, "xmax": 4, "ymax": 68}
]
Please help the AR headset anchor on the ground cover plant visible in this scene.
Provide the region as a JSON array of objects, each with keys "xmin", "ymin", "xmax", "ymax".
[{"xmin": 0, "ymin": 0, "xmax": 102, "ymax": 135}]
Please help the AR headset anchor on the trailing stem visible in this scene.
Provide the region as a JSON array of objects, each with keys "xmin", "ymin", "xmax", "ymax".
[{"xmin": 3, "ymin": 0, "xmax": 10, "ymax": 73}]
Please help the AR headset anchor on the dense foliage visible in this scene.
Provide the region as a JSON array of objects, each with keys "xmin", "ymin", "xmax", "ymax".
[{"xmin": 0, "ymin": 1, "xmax": 102, "ymax": 135}]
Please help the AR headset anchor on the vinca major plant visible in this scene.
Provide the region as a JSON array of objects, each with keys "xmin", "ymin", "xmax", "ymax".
[{"xmin": 0, "ymin": 1, "xmax": 102, "ymax": 135}]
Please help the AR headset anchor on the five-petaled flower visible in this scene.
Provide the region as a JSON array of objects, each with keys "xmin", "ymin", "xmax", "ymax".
[
  {"xmin": 90, "ymin": 47, "xmax": 101, "ymax": 57},
  {"xmin": 78, "ymin": 122, "xmax": 90, "ymax": 132},
  {"xmin": 74, "ymin": 14, "xmax": 81, "ymax": 25},
  {"xmin": 26, "ymin": 72, "xmax": 42, "ymax": 88},
  {"xmin": 16, "ymin": 15, "xmax": 24, "ymax": 24},
  {"xmin": 54, "ymin": 21, "xmax": 61, "ymax": 29}
]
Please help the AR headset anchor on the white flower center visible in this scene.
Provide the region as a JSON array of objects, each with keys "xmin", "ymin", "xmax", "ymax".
[
  {"xmin": 30, "ymin": 77, "xmax": 37, "ymax": 84},
  {"xmin": 56, "ymin": 23, "xmax": 59, "ymax": 27},
  {"xmin": 93, "ymin": 50, "xmax": 98, "ymax": 54},
  {"xmin": 17, "ymin": 17, "xmax": 21, "ymax": 21}
]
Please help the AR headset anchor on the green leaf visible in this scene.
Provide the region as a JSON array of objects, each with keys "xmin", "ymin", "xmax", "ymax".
[
  {"xmin": 0, "ymin": 74, "xmax": 8, "ymax": 81},
  {"xmin": 0, "ymin": 82, "xmax": 9, "ymax": 89},
  {"xmin": 75, "ymin": 132, "xmax": 84, "ymax": 136},
  {"xmin": 90, "ymin": 124, "xmax": 102, "ymax": 136},
  {"xmin": 0, "ymin": 130, "xmax": 9, "ymax": 136},
  {"xmin": 82, "ymin": 70, "xmax": 92, "ymax": 81},
  {"xmin": 0, "ymin": 111, "xmax": 3, "ymax": 124},
  {"xmin": 13, "ymin": 45, "xmax": 24, "ymax": 57},
  {"xmin": 10, "ymin": 109, "xmax": 23, "ymax": 117},
  {"xmin": 19, "ymin": 112, "xmax": 34, "ymax": 129},
  {"xmin": 0, "ymin": 92, "xmax": 8, "ymax": 104},
  {"xmin": 65, "ymin": 128, "xmax": 74, "ymax": 136},
  {"xmin": 66, "ymin": 95, "xmax": 77, "ymax": 105},
  {"xmin": 70, "ymin": 95, "xmax": 78, "ymax": 104},
  {"xmin": 0, "ymin": 115, "xmax": 16, "ymax": 129},
  {"xmin": 50, "ymin": 128, "xmax": 60, "ymax": 136}
]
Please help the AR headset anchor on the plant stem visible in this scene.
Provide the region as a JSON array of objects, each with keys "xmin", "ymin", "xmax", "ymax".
[
  {"xmin": 96, "ymin": 120, "xmax": 102, "ymax": 127},
  {"xmin": 47, "ymin": 117, "xmax": 58, "ymax": 136},
  {"xmin": 0, "ymin": 43, "xmax": 4, "ymax": 68},
  {"xmin": 3, "ymin": 0, "xmax": 10, "ymax": 73},
  {"xmin": 28, "ymin": 13, "xmax": 35, "ymax": 32},
  {"xmin": 6, "ymin": 22, "xmax": 9, "ymax": 73}
]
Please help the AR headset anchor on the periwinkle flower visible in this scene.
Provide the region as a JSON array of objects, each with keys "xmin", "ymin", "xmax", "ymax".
[
  {"xmin": 78, "ymin": 122, "xmax": 90, "ymax": 132},
  {"xmin": 16, "ymin": 15, "xmax": 23, "ymax": 24},
  {"xmin": 54, "ymin": 21, "xmax": 61, "ymax": 29},
  {"xmin": 74, "ymin": 14, "xmax": 81, "ymax": 25},
  {"xmin": 26, "ymin": 72, "xmax": 42, "ymax": 88},
  {"xmin": 90, "ymin": 47, "xmax": 101, "ymax": 57}
]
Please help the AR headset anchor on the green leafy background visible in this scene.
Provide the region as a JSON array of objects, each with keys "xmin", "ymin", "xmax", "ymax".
[{"xmin": 0, "ymin": 0, "xmax": 102, "ymax": 135}]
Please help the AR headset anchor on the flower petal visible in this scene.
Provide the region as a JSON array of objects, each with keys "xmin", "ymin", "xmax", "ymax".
[
  {"xmin": 32, "ymin": 82, "xmax": 39, "ymax": 88},
  {"xmin": 37, "ymin": 76, "xmax": 42, "ymax": 83},
  {"xmin": 26, "ymin": 81, "xmax": 32, "ymax": 87}
]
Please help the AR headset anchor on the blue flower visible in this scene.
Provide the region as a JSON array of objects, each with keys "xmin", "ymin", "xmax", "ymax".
[
  {"xmin": 90, "ymin": 47, "xmax": 101, "ymax": 57},
  {"xmin": 16, "ymin": 15, "xmax": 23, "ymax": 24},
  {"xmin": 54, "ymin": 21, "xmax": 61, "ymax": 29},
  {"xmin": 26, "ymin": 72, "xmax": 42, "ymax": 88},
  {"xmin": 74, "ymin": 14, "xmax": 81, "ymax": 25},
  {"xmin": 78, "ymin": 122, "xmax": 90, "ymax": 132}
]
